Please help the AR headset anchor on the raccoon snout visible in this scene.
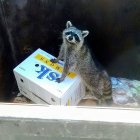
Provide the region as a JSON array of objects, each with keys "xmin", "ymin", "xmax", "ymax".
[
  {"xmin": 66, "ymin": 35, "xmax": 73, "ymax": 42},
  {"xmin": 68, "ymin": 36, "xmax": 73, "ymax": 41}
]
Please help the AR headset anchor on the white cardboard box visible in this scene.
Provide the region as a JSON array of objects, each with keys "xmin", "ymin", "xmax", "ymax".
[{"xmin": 13, "ymin": 48, "xmax": 85, "ymax": 105}]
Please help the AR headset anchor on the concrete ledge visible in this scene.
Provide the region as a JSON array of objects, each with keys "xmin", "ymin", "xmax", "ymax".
[{"xmin": 0, "ymin": 104, "xmax": 140, "ymax": 140}]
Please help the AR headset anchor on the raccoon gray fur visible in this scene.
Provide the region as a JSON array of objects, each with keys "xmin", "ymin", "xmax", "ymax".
[{"xmin": 51, "ymin": 21, "xmax": 112, "ymax": 105}]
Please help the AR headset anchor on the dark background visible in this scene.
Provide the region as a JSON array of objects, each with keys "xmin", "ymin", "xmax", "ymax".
[{"xmin": 0, "ymin": 0, "xmax": 140, "ymax": 101}]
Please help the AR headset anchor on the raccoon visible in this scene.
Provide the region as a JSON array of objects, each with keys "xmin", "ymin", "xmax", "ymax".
[{"xmin": 51, "ymin": 21, "xmax": 112, "ymax": 105}]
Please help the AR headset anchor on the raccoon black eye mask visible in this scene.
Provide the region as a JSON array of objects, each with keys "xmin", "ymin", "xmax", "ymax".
[{"xmin": 65, "ymin": 31, "xmax": 80, "ymax": 42}]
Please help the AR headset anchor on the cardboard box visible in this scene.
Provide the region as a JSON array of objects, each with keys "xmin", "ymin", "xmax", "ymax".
[{"xmin": 13, "ymin": 48, "xmax": 85, "ymax": 105}]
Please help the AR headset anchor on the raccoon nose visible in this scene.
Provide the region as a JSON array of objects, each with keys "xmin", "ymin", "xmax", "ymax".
[{"xmin": 68, "ymin": 36, "xmax": 73, "ymax": 41}]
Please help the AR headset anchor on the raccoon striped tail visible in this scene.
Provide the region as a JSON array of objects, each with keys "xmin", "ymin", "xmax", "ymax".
[{"xmin": 100, "ymin": 70, "xmax": 112, "ymax": 104}]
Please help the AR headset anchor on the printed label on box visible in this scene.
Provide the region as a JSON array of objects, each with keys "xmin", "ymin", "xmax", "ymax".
[{"xmin": 35, "ymin": 54, "xmax": 77, "ymax": 79}]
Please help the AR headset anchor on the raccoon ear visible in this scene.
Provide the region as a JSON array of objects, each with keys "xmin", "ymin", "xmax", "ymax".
[
  {"xmin": 82, "ymin": 30, "xmax": 89, "ymax": 38},
  {"xmin": 66, "ymin": 21, "xmax": 72, "ymax": 28}
]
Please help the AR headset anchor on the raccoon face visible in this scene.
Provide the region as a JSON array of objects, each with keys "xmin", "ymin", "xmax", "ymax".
[{"xmin": 63, "ymin": 21, "xmax": 89, "ymax": 46}]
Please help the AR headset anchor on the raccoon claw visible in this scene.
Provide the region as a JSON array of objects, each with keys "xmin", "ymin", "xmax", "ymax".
[
  {"xmin": 50, "ymin": 59, "xmax": 57, "ymax": 63},
  {"xmin": 56, "ymin": 78, "xmax": 64, "ymax": 83}
]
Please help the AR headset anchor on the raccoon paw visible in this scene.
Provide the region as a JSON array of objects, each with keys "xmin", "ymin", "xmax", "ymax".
[
  {"xmin": 56, "ymin": 78, "xmax": 64, "ymax": 83},
  {"xmin": 50, "ymin": 59, "xmax": 57, "ymax": 63}
]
